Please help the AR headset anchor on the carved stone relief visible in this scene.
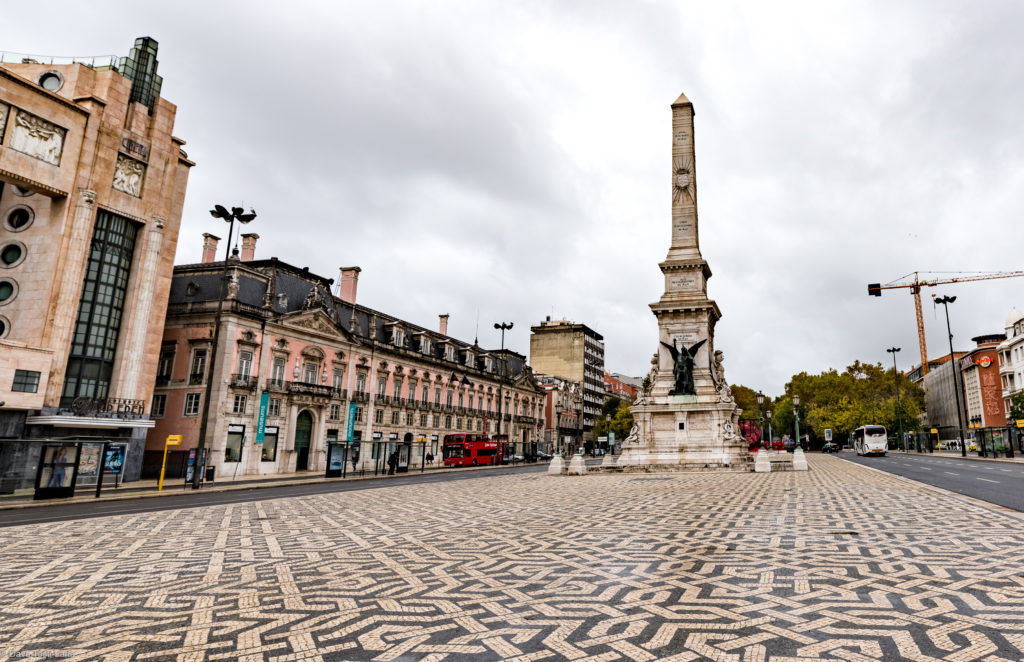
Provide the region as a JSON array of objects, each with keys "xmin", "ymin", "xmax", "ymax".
[
  {"xmin": 0, "ymin": 102, "xmax": 8, "ymax": 140},
  {"xmin": 113, "ymin": 154, "xmax": 146, "ymax": 197},
  {"xmin": 671, "ymin": 156, "xmax": 695, "ymax": 205},
  {"xmin": 10, "ymin": 109, "xmax": 66, "ymax": 165}
]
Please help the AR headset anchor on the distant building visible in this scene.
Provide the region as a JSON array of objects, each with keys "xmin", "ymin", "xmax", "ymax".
[
  {"xmin": 0, "ymin": 38, "xmax": 193, "ymax": 489},
  {"xmin": 147, "ymin": 237, "xmax": 544, "ymax": 477},
  {"xmin": 528, "ymin": 318, "xmax": 604, "ymax": 441},
  {"xmin": 918, "ymin": 352, "xmax": 969, "ymax": 440},
  {"xmin": 959, "ymin": 334, "xmax": 1007, "ymax": 430},
  {"xmin": 603, "ymin": 372, "xmax": 636, "ymax": 403},
  {"xmin": 998, "ymin": 308, "xmax": 1024, "ymax": 420},
  {"xmin": 535, "ymin": 374, "xmax": 583, "ymax": 456}
]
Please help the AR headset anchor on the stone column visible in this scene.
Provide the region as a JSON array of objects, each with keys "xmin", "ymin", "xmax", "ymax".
[
  {"xmin": 114, "ymin": 217, "xmax": 165, "ymax": 399},
  {"xmin": 43, "ymin": 189, "xmax": 96, "ymax": 402}
]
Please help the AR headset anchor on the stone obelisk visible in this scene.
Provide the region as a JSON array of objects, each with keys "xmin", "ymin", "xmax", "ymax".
[{"xmin": 617, "ymin": 92, "xmax": 751, "ymax": 471}]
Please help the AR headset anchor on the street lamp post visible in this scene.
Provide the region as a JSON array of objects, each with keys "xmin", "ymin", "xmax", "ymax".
[
  {"xmin": 605, "ymin": 413, "xmax": 612, "ymax": 455},
  {"xmin": 192, "ymin": 204, "xmax": 256, "ymax": 488},
  {"xmin": 792, "ymin": 394, "xmax": 801, "ymax": 452},
  {"xmin": 935, "ymin": 295, "xmax": 968, "ymax": 457},
  {"xmin": 756, "ymin": 390, "xmax": 765, "ymax": 449},
  {"xmin": 766, "ymin": 409, "xmax": 773, "ymax": 450},
  {"xmin": 493, "ymin": 322, "xmax": 513, "ymax": 460},
  {"xmin": 886, "ymin": 346, "xmax": 903, "ymax": 451}
]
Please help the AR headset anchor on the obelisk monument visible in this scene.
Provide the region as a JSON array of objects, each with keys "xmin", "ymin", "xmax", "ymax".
[{"xmin": 617, "ymin": 92, "xmax": 751, "ymax": 471}]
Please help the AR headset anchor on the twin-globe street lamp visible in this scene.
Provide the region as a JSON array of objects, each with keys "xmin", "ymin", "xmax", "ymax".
[
  {"xmin": 793, "ymin": 393, "xmax": 801, "ymax": 452},
  {"xmin": 494, "ymin": 322, "xmax": 513, "ymax": 461},
  {"xmin": 192, "ymin": 205, "xmax": 256, "ymax": 489},
  {"xmin": 935, "ymin": 295, "xmax": 968, "ymax": 457},
  {"xmin": 756, "ymin": 390, "xmax": 765, "ymax": 449},
  {"xmin": 886, "ymin": 346, "xmax": 904, "ymax": 451}
]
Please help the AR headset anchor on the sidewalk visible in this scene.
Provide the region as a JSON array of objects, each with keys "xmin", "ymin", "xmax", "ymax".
[
  {"xmin": 0, "ymin": 460, "xmax": 542, "ymax": 510},
  {"xmin": 888, "ymin": 447, "xmax": 1024, "ymax": 463}
]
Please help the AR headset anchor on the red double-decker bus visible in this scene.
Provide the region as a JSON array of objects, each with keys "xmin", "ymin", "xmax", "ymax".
[{"xmin": 443, "ymin": 434, "xmax": 500, "ymax": 466}]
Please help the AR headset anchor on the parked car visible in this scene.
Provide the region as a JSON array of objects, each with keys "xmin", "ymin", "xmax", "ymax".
[
  {"xmin": 537, "ymin": 451, "xmax": 553, "ymax": 461},
  {"xmin": 821, "ymin": 442, "xmax": 839, "ymax": 453}
]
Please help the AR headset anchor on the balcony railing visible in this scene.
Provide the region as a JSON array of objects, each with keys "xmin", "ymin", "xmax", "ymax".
[
  {"xmin": 331, "ymin": 388, "xmax": 349, "ymax": 400},
  {"xmin": 267, "ymin": 378, "xmax": 287, "ymax": 392},
  {"xmin": 353, "ymin": 391, "xmax": 369, "ymax": 403},
  {"xmin": 189, "ymin": 373, "xmax": 205, "ymax": 385},
  {"xmin": 287, "ymin": 381, "xmax": 334, "ymax": 397},
  {"xmin": 229, "ymin": 374, "xmax": 257, "ymax": 390},
  {"xmin": 155, "ymin": 375, "xmax": 170, "ymax": 387}
]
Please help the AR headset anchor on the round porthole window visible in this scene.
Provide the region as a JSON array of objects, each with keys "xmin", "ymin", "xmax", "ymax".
[
  {"xmin": 38, "ymin": 71, "xmax": 63, "ymax": 92},
  {"xmin": 0, "ymin": 242, "xmax": 25, "ymax": 268},
  {"xmin": 0, "ymin": 315, "xmax": 8, "ymax": 338},
  {"xmin": 0, "ymin": 278, "xmax": 17, "ymax": 304},
  {"xmin": 4, "ymin": 206, "xmax": 33, "ymax": 232}
]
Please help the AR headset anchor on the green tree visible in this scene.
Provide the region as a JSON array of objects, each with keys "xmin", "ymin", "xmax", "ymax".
[
  {"xmin": 594, "ymin": 397, "xmax": 634, "ymax": 441},
  {"xmin": 1010, "ymin": 393, "xmax": 1024, "ymax": 422},
  {"xmin": 731, "ymin": 385, "xmax": 761, "ymax": 421}
]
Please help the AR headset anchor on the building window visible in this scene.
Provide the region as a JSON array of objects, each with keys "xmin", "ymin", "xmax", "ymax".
[
  {"xmin": 232, "ymin": 394, "xmax": 247, "ymax": 414},
  {"xmin": 391, "ymin": 411, "xmax": 400, "ymax": 425},
  {"xmin": 434, "ymin": 387, "xmax": 441, "ymax": 405},
  {"xmin": 420, "ymin": 413, "xmax": 427, "ymax": 426},
  {"xmin": 330, "ymin": 404, "xmax": 341, "ymax": 420},
  {"xmin": 261, "ymin": 426, "xmax": 279, "ymax": 462},
  {"xmin": 421, "ymin": 385, "xmax": 429, "ymax": 404},
  {"xmin": 446, "ymin": 390, "xmax": 453, "ymax": 408},
  {"xmin": 377, "ymin": 376, "xmax": 387, "ymax": 397},
  {"xmin": 393, "ymin": 381, "xmax": 402, "ymax": 400},
  {"xmin": 238, "ymin": 350, "xmax": 253, "ymax": 377},
  {"xmin": 375, "ymin": 408, "xmax": 384, "ymax": 424},
  {"xmin": 355, "ymin": 406, "xmax": 364, "ymax": 423},
  {"xmin": 406, "ymin": 412, "xmax": 414, "ymax": 426},
  {"xmin": 476, "ymin": 419, "xmax": 482, "ymax": 431},
  {"xmin": 303, "ymin": 362, "xmax": 318, "ymax": 384},
  {"xmin": 456, "ymin": 417, "xmax": 462, "ymax": 430},
  {"xmin": 184, "ymin": 392, "xmax": 201, "ymax": 416},
  {"xmin": 432, "ymin": 414, "xmax": 439, "ymax": 428},
  {"xmin": 151, "ymin": 393, "xmax": 166, "ymax": 417},
  {"xmin": 271, "ymin": 357, "xmax": 286, "ymax": 386},
  {"xmin": 225, "ymin": 425, "xmax": 244, "ymax": 462},
  {"xmin": 356, "ymin": 373, "xmax": 367, "ymax": 394},
  {"xmin": 12, "ymin": 369, "xmax": 40, "ymax": 393},
  {"xmin": 445, "ymin": 415, "xmax": 453, "ymax": 429},
  {"xmin": 157, "ymin": 349, "xmax": 175, "ymax": 382},
  {"xmin": 458, "ymin": 393, "xmax": 464, "ymax": 409},
  {"xmin": 60, "ymin": 210, "xmax": 138, "ymax": 408},
  {"xmin": 333, "ymin": 369, "xmax": 344, "ymax": 390},
  {"xmin": 190, "ymin": 349, "xmax": 208, "ymax": 381}
]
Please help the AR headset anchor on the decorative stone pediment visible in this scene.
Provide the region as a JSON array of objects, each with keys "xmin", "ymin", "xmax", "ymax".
[{"xmin": 281, "ymin": 310, "xmax": 343, "ymax": 338}]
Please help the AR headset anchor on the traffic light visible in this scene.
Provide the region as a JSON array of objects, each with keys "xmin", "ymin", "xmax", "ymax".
[{"xmin": 867, "ymin": 283, "xmax": 881, "ymax": 296}]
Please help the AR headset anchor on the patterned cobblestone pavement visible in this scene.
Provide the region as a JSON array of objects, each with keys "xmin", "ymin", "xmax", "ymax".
[{"xmin": 3, "ymin": 455, "xmax": 1024, "ymax": 661}]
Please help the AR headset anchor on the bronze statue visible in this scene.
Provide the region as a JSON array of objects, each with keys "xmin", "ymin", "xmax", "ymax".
[{"xmin": 660, "ymin": 338, "xmax": 706, "ymax": 396}]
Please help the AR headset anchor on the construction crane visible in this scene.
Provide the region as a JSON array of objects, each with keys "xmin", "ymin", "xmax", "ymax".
[{"xmin": 868, "ymin": 271, "xmax": 1024, "ymax": 376}]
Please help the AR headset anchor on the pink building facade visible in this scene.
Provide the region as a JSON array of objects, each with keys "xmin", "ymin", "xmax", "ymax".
[{"xmin": 146, "ymin": 238, "xmax": 545, "ymax": 478}]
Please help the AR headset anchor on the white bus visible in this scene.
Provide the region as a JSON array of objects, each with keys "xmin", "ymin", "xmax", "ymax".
[{"xmin": 853, "ymin": 425, "xmax": 887, "ymax": 456}]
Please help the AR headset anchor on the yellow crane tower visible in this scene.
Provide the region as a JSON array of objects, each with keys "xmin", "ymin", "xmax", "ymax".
[{"xmin": 868, "ymin": 271, "xmax": 1024, "ymax": 376}]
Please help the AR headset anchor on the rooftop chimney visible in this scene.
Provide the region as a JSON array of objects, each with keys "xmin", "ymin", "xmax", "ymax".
[
  {"xmin": 338, "ymin": 266, "xmax": 361, "ymax": 304},
  {"xmin": 240, "ymin": 233, "xmax": 259, "ymax": 261},
  {"xmin": 439, "ymin": 314, "xmax": 449, "ymax": 336},
  {"xmin": 201, "ymin": 233, "xmax": 220, "ymax": 263}
]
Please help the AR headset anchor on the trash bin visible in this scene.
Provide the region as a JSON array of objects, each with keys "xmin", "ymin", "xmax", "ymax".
[{"xmin": 205, "ymin": 466, "xmax": 215, "ymax": 482}]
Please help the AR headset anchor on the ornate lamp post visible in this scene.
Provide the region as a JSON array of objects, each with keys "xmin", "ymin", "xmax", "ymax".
[
  {"xmin": 605, "ymin": 413, "xmax": 612, "ymax": 455},
  {"xmin": 886, "ymin": 346, "xmax": 903, "ymax": 451},
  {"xmin": 792, "ymin": 394, "xmax": 801, "ymax": 452},
  {"xmin": 193, "ymin": 204, "xmax": 256, "ymax": 488},
  {"xmin": 493, "ymin": 322, "xmax": 513, "ymax": 460},
  {"xmin": 935, "ymin": 295, "xmax": 968, "ymax": 457},
  {"xmin": 766, "ymin": 409, "xmax": 773, "ymax": 449},
  {"xmin": 756, "ymin": 390, "xmax": 765, "ymax": 449}
]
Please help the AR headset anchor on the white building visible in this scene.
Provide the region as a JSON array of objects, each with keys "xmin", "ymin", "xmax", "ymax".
[{"xmin": 997, "ymin": 308, "xmax": 1024, "ymax": 419}]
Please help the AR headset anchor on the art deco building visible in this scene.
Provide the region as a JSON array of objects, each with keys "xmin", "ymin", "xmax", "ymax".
[
  {"xmin": 959, "ymin": 334, "xmax": 1007, "ymax": 430},
  {"xmin": 0, "ymin": 38, "xmax": 193, "ymax": 488},
  {"xmin": 528, "ymin": 318, "xmax": 604, "ymax": 441},
  {"xmin": 146, "ymin": 236, "xmax": 544, "ymax": 478}
]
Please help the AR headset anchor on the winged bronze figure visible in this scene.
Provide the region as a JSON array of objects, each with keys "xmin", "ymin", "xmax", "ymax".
[{"xmin": 660, "ymin": 338, "xmax": 706, "ymax": 396}]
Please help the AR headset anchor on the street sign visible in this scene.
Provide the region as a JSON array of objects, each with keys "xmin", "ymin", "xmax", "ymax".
[
  {"xmin": 824, "ymin": 429, "xmax": 832, "ymax": 442},
  {"xmin": 598, "ymin": 436, "xmax": 608, "ymax": 442},
  {"xmin": 1017, "ymin": 419, "xmax": 1024, "ymax": 429},
  {"xmin": 609, "ymin": 432, "xmax": 615, "ymax": 442},
  {"xmin": 160, "ymin": 435, "xmax": 182, "ymax": 490},
  {"xmin": 255, "ymin": 392, "xmax": 269, "ymax": 444},
  {"xmin": 166, "ymin": 434, "xmax": 182, "ymax": 445}
]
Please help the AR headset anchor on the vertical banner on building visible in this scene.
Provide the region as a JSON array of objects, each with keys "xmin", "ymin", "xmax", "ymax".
[
  {"xmin": 346, "ymin": 402, "xmax": 357, "ymax": 441},
  {"xmin": 255, "ymin": 391, "xmax": 270, "ymax": 445}
]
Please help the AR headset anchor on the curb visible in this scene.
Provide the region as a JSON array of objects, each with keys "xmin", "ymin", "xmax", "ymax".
[{"xmin": 0, "ymin": 462, "xmax": 542, "ymax": 511}]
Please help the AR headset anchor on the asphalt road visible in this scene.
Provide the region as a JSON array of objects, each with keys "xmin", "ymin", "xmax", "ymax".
[
  {"xmin": 0, "ymin": 462, "xmax": 549, "ymax": 528},
  {"xmin": 839, "ymin": 451, "xmax": 1024, "ymax": 512}
]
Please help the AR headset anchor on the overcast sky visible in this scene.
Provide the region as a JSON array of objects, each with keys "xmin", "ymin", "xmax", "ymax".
[{"xmin": 6, "ymin": 1, "xmax": 1024, "ymax": 396}]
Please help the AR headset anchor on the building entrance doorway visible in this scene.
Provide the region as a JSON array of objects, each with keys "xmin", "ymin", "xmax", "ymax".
[{"xmin": 295, "ymin": 410, "xmax": 313, "ymax": 471}]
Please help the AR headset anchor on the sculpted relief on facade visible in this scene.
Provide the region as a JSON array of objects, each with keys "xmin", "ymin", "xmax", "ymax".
[
  {"xmin": 113, "ymin": 154, "xmax": 146, "ymax": 197},
  {"xmin": 0, "ymin": 102, "xmax": 8, "ymax": 141},
  {"xmin": 10, "ymin": 109, "xmax": 66, "ymax": 166}
]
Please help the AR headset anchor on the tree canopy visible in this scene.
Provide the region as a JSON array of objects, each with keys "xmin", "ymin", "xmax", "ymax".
[{"xmin": 734, "ymin": 360, "xmax": 925, "ymax": 447}]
